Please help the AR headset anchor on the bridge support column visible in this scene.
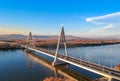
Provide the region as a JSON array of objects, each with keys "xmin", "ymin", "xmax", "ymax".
[
  {"xmin": 54, "ymin": 67, "xmax": 58, "ymax": 77},
  {"xmin": 25, "ymin": 32, "xmax": 35, "ymax": 50},
  {"xmin": 107, "ymin": 77, "xmax": 112, "ymax": 81},
  {"xmin": 52, "ymin": 26, "xmax": 68, "ymax": 66}
]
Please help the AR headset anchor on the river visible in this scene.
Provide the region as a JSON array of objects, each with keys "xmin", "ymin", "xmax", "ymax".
[{"xmin": 0, "ymin": 44, "xmax": 120, "ymax": 81}]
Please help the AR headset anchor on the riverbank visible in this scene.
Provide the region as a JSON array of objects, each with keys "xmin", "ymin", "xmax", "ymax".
[
  {"xmin": 0, "ymin": 41, "xmax": 19, "ymax": 50},
  {"xmin": 1, "ymin": 38, "xmax": 120, "ymax": 49},
  {"xmin": 114, "ymin": 64, "xmax": 120, "ymax": 71},
  {"xmin": 15, "ymin": 39, "xmax": 120, "ymax": 48}
]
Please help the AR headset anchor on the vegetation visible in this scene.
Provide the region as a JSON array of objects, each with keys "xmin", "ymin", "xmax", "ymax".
[
  {"xmin": 15, "ymin": 38, "xmax": 120, "ymax": 48},
  {"xmin": 43, "ymin": 77, "xmax": 73, "ymax": 81},
  {"xmin": 0, "ymin": 41, "xmax": 19, "ymax": 49},
  {"xmin": 114, "ymin": 64, "xmax": 120, "ymax": 71},
  {"xmin": 1, "ymin": 38, "xmax": 120, "ymax": 49}
]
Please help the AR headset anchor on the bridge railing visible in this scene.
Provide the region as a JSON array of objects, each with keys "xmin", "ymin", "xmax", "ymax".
[{"xmin": 64, "ymin": 55, "xmax": 120, "ymax": 77}]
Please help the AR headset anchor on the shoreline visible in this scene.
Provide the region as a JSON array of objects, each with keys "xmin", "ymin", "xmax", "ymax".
[
  {"xmin": 0, "ymin": 41, "xmax": 120, "ymax": 50},
  {"xmin": 15, "ymin": 38, "xmax": 120, "ymax": 48},
  {"xmin": 0, "ymin": 42, "xmax": 20, "ymax": 50}
]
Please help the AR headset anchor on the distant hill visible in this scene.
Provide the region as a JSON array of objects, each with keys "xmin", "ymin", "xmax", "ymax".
[
  {"xmin": 79, "ymin": 35, "xmax": 120, "ymax": 40},
  {"xmin": 0, "ymin": 34, "xmax": 26, "ymax": 40},
  {"xmin": 105, "ymin": 35, "xmax": 120, "ymax": 39},
  {"xmin": 0, "ymin": 34, "xmax": 80, "ymax": 40},
  {"xmin": 0, "ymin": 34, "xmax": 120, "ymax": 40}
]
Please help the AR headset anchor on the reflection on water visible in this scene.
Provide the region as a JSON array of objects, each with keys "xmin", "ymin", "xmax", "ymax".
[
  {"xmin": 24, "ymin": 51, "xmax": 62, "ymax": 78},
  {"xmin": 24, "ymin": 51, "xmax": 72, "ymax": 81},
  {"xmin": 0, "ymin": 49, "xmax": 91, "ymax": 81},
  {"xmin": 0, "ymin": 50, "xmax": 64, "ymax": 81},
  {"xmin": 24, "ymin": 51, "xmax": 92, "ymax": 81},
  {"xmin": 23, "ymin": 51, "xmax": 80, "ymax": 81}
]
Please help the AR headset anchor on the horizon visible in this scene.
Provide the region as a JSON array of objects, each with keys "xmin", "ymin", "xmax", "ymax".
[
  {"xmin": 0, "ymin": 0, "xmax": 120, "ymax": 37},
  {"xmin": 0, "ymin": 33, "xmax": 120, "ymax": 39}
]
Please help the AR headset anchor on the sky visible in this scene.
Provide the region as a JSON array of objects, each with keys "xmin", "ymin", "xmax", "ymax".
[{"xmin": 0, "ymin": 0, "xmax": 120, "ymax": 37}]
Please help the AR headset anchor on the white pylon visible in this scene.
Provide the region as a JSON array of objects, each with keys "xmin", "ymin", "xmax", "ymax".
[
  {"xmin": 52, "ymin": 26, "xmax": 68, "ymax": 66},
  {"xmin": 25, "ymin": 32, "xmax": 35, "ymax": 49}
]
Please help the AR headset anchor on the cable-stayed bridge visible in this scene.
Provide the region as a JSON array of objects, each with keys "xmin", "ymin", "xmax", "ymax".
[{"xmin": 20, "ymin": 27, "xmax": 120, "ymax": 81}]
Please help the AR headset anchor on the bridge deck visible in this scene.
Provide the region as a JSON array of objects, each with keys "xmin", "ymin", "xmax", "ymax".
[{"xmin": 21, "ymin": 45, "xmax": 120, "ymax": 80}]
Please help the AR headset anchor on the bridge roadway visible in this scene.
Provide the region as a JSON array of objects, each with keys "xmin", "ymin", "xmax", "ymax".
[{"xmin": 21, "ymin": 45, "xmax": 120, "ymax": 80}]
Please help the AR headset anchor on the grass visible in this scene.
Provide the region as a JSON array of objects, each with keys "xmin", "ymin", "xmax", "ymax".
[
  {"xmin": 0, "ymin": 41, "xmax": 19, "ymax": 49},
  {"xmin": 15, "ymin": 38, "xmax": 120, "ymax": 48}
]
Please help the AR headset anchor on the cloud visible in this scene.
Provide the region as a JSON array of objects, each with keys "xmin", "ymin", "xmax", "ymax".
[
  {"xmin": 90, "ymin": 24, "xmax": 114, "ymax": 33},
  {"xmin": 86, "ymin": 12, "xmax": 120, "ymax": 24},
  {"xmin": 85, "ymin": 12, "xmax": 120, "ymax": 36}
]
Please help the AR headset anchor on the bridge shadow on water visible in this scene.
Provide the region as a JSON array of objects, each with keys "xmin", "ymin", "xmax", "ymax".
[{"xmin": 23, "ymin": 50, "xmax": 93, "ymax": 81}]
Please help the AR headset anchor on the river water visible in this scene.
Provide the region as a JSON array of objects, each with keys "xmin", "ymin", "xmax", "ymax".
[
  {"xmin": 56, "ymin": 44, "xmax": 120, "ymax": 68},
  {"xmin": 0, "ymin": 44, "xmax": 120, "ymax": 81}
]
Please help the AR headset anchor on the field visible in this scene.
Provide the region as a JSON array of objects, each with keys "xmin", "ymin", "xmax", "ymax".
[
  {"xmin": 0, "ymin": 41, "xmax": 19, "ymax": 49},
  {"xmin": 15, "ymin": 38, "xmax": 120, "ymax": 48},
  {"xmin": 1, "ymin": 37, "xmax": 120, "ymax": 49}
]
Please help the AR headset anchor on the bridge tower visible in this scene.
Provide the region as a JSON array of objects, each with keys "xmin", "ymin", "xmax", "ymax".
[
  {"xmin": 25, "ymin": 32, "xmax": 35, "ymax": 49},
  {"xmin": 52, "ymin": 26, "xmax": 68, "ymax": 66}
]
